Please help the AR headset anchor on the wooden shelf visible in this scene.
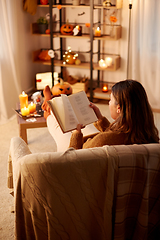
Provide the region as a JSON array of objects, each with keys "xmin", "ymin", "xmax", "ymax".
[
  {"xmin": 38, "ymin": 4, "xmax": 49, "ymax": 8},
  {"xmin": 31, "ymin": 23, "xmax": 122, "ymax": 40},
  {"xmin": 32, "ymin": 49, "xmax": 120, "ymax": 71},
  {"xmin": 51, "ymin": 4, "xmax": 122, "ymax": 9}
]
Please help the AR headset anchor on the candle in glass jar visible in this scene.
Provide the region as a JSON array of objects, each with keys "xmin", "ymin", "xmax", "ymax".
[
  {"xmin": 21, "ymin": 107, "xmax": 30, "ymax": 116},
  {"xmin": 28, "ymin": 102, "xmax": 36, "ymax": 113},
  {"xmin": 102, "ymin": 85, "xmax": 108, "ymax": 92},
  {"xmin": 95, "ymin": 27, "xmax": 101, "ymax": 37},
  {"xmin": 99, "ymin": 59, "xmax": 107, "ymax": 68},
  {"xmin": 19, "ymin": 91, "xmax": 28, "ymax": 110}
]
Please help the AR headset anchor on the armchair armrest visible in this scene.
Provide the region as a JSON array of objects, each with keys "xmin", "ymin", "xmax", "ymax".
[{"xmin": 8, "ymin": 137, "xmax": 31, "ymax": 190}]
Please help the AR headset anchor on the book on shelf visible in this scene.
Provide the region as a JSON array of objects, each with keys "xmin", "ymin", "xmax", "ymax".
[
  {"xmin": 47, "ymin": 91, "xmax": 99, "ymax": 135},
  {"xmin": 93, "ymin": 89, "xmax": 111, "ymax": 100}
]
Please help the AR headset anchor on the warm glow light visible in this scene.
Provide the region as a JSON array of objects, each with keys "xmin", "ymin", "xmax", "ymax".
[
  {"xmin": 99, "ymin": 59, "xmax": 107, "ymax": 68},
  {"xmin": 19, "ymin": 91, "xmax": 28, "ymax": 110},
  {"xmin": 129, "ymin": 0, "xmax": 132, "ymax": 3},
  {"xmin": 28, "ymin": 102, "xmax": 36, "ymax": 114},
  {"xmin": 95, "ymin": 27, "xmax": 101, "ymax": 37},
  {"xmin": 21, "ymin": 107, "xmax": 30, "ymax": 116},
  {"xmin": 68, "ymin": 46, "xmax": 71, "ymax": 52},
  {"xmin": 102, "ymin": 85, "xmax": 108, "ymax": 92}
]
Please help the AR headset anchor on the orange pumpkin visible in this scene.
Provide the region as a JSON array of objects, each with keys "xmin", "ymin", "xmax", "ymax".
[
  {"xmin": 45, "ymin": 29, "xmax": 50, "ymax": 34},
  {"xmin": 51, "ymin": 79, "xmax": 72, "ymax": 96},
  {"xmin": 38, "ymin": 50, "xmax": 51, "ymax": 61},
  {"xmin": 110, "ymin": 16, "xmax": 117, "ymax": 23},
  {"xmin": 60, "ymin": 22, "xmax": 74, "ymax": 35}
]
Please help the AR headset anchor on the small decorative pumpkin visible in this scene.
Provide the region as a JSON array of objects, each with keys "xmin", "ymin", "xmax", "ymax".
[
  {"xmin": 51, "ymin": 78, "xmax": 72, "ymax": 96},
  {"xmin": 75, "ymin": 58, "xmax": 81, "ymax": 65},
  {"xmin": 38, "ymin": 50, "xmax": 51, "ymax": 61},
  {"xmin": 110, "ymin": 15, "xmax": 117, "ymax": 23},
  {"xmin": 45, "ymin": 29, "xmax": 50, "ymax": 34},
  {"xmin": 85, "ymin": 23, "xmax": 90, "ymax": 28},
  {"xmin": 60, "ymin": 21, "xmax": 74, "ymax": 35}
]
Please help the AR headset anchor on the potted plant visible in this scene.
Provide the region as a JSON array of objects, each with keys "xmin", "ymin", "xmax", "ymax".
[{"xmin": 37, "ymin": 17, "xmax": 48, "ymax": 34}]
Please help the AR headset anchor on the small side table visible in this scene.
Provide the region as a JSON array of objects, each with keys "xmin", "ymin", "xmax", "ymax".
[{"xmin": 16, "ymin": 104, "xmax": 47, "ymax": 144}]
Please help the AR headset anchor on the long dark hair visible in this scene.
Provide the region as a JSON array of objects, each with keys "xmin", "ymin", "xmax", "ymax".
[{"xmin": 109, "ymin": 80, "xmax": 159, "ymax": 144}]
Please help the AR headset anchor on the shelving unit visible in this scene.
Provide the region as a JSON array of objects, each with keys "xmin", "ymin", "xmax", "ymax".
[{"xmin": 32, "ymin": 0, "xmax": 123, "ymax": 101}]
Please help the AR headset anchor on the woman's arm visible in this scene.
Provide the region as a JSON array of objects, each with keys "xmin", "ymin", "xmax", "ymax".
[
  {"xmin": 69, "ymin": 125, "xmax": 83, "ymax": 149},
  {"xmin": 89, "ymin": 102, "xmax": 110, "ymax": 132},
  {"xmin": 89, "ymin": 102, "xmax": 103, "ymax": 120},
  {"xmin": 69, "ymin": 102, "xmax": 111, "ymax": 149}
]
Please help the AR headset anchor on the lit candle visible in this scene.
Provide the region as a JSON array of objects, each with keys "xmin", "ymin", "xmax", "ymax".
[
  {"xmin": 95, "ymin": 27, "xmax": 101, "ymax": 37},
  {"xmin": 19, "ymin": 91, "xmax": 28, "ymax": 110},
  {"xmin": 28, "ymin": 102, "xmax": 36, "ymax": 113},
  {"xmin": 21, "ymin": 107, "xmax": 30, "ymax": 116},
  {"xmin": 99, "ymin": 59, "xmax": 107, "ymax": 68},
  {"xmin": 102, "ymin": 85, "xmax": 108, "ymax": 92},
  {"xmin": 105, "ymin": 57, "xmax": 113, "ymax": 67}
]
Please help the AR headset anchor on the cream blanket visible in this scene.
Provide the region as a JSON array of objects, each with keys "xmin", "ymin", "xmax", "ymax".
[{"xmin": 8, "ymin": 137, "xmax": 160, "ymax": 240}]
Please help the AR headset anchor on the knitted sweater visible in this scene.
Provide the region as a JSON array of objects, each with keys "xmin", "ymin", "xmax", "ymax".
[{"xmin": 69, "ymin": 116, "xmax": 131, "ymax": 149}]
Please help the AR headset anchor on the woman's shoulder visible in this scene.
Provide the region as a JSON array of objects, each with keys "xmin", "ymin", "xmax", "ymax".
[{"xmin": 100, "ymin": 130, "xmax": 128, "ymax": 145}]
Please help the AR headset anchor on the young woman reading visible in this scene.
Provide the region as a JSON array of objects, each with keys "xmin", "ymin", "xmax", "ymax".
[{"xmin": 42, "ymin": 80, "xmax": 159, "ymax": 151}]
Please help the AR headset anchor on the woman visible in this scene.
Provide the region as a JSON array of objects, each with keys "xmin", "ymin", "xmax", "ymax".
[{"xmin": 42, "ymin": 80, "xmax": 159, "ymax": 151}]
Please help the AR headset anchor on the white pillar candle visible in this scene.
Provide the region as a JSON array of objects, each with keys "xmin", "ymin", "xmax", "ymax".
[{"xmin": 105, "ymin": 57, "xmax": 113, "ymax": 67}]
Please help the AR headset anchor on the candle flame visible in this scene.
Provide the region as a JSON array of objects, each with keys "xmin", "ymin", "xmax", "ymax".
[{"xmin": 102, "ymin": 85, "xmax": 108, "ymax": 92}]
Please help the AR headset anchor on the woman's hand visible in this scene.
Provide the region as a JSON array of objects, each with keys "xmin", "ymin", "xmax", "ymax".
[
  {"xmin": 73, "ymin": 124, "xmax": 83, "ymax": 134},
  {"xmin": 77, "ymin": 124, "xmax": 83, "ymax": 133},
  {"xmin": 89, "ymin": 102, "xmax": 103, "ymax": 120}
]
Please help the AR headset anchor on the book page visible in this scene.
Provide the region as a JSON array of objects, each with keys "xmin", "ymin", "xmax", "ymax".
[
  {"xmin": 48, "ymin": 97, "xmax": 66, "ymax": 132},
  {"xmin": 61, "ymin": 94, "xmax": 79, "ymax": 132},
  {"xmin": 68, "ymin": 91, "xmax": 98, "ymax": 126}
]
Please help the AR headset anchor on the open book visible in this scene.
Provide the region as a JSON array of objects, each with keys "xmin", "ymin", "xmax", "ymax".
[{"xmin": 47, "ymin": 91, "xmax": 99, "ymax": 134}]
